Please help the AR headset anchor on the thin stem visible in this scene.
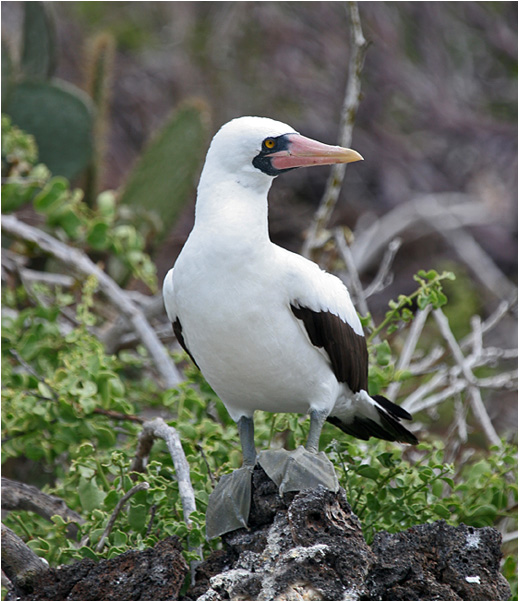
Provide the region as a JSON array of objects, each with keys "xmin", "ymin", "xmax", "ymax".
[{"xmin": 95, "ymin": 482, "xmax": 150, "ymax": 553}]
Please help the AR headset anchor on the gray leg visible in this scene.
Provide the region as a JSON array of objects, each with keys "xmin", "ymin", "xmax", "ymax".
[
  {"xmin": 257, "ymin": 408, "xmax": 338, "ymax": 495},
  {"xmin": 237, "ymin": 416, "xmax": 257, "ymax": 466},
  {"xmin": 305, "ymin": 409, "xmax": 328, "ymax": 453},
  {"xmin": 206, "ymin": 415, "xmax": 256, "ymax": 539}
]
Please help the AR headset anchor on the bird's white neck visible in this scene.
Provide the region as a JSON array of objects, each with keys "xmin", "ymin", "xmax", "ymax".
[{"xmin": 194, "ymin": 165, "xmax": 273, "ymax": 246}]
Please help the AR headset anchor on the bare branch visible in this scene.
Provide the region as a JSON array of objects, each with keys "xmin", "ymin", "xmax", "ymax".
[
  {"xmin": 1, "ymin": 214, "xmax": 182, "ymax": 389},
  {"xmin": 302, "ymin": 1, "xmax": 368, "ymax": 258},
  {"xmin": 386, "ymin": 306, "xmax": 432, "ymax": 401},
  {"xmin": 351, "ymin": 193, "xmax": 493, "ymax": 274},
  {"xmin": 1, "ymin": 524, "xmax": 48, "ymax": 590},
  {"xmin": 468, "ymin": 386, "xmax": 502, "ymax": 447},
  {"xmin": 131, "ymin": 417, "xmax": 196, "ymax": 526},
  {"xmin": 18, "ymin": 268, "xmax": 75, "ymax": 289},
  {"xmin": 502, "ymin": 530, "xmax": 519, "ymax": 544},
  {"xmin": 433, "ymin": 310, "xmax": 476, "ymax": 386},
  {"xmin": 461, "ymin": 298, "xmax": 516, "ymax": 352},
  {"xmin": 433, "ymin": 308, "xmax": 501, "ymax": 446},
  {"xmin": 101, "ymin": 294, "xmax": 167, "ymax": 354},
  {"xmin": 429, "ymin": 207, "xmax": 517, "ymax": 301},
  {"xmin": 2, "ymin": 478, "xmax": 84, "ymax": 539},
  {"xmin": 453, "ymin": 396, "xmax": 469, "ymax": 443},
  {"xmin": 405, "ymin": 379, "xmax": 467, "ymax": 414},
  {"xmin": 95, "ymin": 482, "xmax": 150, "ymax": 553},
  {"xmin": 333, "ymin": 227, "xmax": 369, "ymax": 317},
  {"xmin": 363, "ymin": 237, "xmax": 402, "ymax": 298},
  {"xmin": 93, "ymin": 407, "xmax": 145, "ymax": 424}
]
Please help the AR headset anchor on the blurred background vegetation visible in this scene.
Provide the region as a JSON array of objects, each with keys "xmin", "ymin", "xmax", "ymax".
[
  {"xmin": 3, "ymin": 1, "xmax": 516, "ymax": 272},
  {"xmin": 1, "ymin": 1, "xmax": 517, "ymax": 597}
]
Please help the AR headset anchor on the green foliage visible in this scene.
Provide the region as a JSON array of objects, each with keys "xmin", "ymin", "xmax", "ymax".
[
  {"xmin": 1, "ymin": 116, "xmax": 156, "ymax": 290},
  {"xmin": 119, "ymin": 100, "xmax": 211, "ymax": 244},
  {"xmin": 2, "ymin": 283, "xmax": 140, "ymax": 470},
  {"xmin": 366, "ymin": 269, "xmax": 455, "ymax": 343},
  {"xmin": 1, "ymin": 116, "xmax": 516, "ymax": 596},
  {"xmin": 1, "ymin": 115, "xmax": 39, "ymax": 178},
  {"xmin": 357, "ymin": 268, "xmax": 455, "ymax": 395},
  {"xmin": 325, "ymin": 439, "xmax": 517, "ymax": 543},
  {"xmin": 3, "ymin": 304, "xmax": 517, "ymax": 573}
]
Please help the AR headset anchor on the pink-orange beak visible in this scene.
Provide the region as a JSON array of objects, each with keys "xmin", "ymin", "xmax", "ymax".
[{"xmin": 267, "ymin": 133, "xmax": 363, "ymax": 170}]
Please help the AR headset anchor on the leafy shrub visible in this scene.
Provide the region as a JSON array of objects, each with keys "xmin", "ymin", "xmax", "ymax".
[{"xmin": 2, "ymin": 117, "xmax": 516, "ymax": 598}]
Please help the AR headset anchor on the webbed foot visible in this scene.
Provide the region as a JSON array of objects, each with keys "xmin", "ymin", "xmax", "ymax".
[
  {"xmin": 257, "ymin": 446, "xmax": 339, "ymax": 496},
  {"xmin": 205, "ymin": 465, "xmax": 253, "ymax": 539}
]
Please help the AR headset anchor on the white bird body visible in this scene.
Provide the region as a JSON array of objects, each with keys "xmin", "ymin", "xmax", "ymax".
[
  {"xmin": 165, "ymin": 239, "xmax": 354, "ymax": 421},
  {"xmin": 163, "ymin": 116, "xmax": 416, "ymax": 449}
]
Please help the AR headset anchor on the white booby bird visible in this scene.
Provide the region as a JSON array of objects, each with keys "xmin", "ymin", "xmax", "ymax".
[{"xmin": 163, "ymin": 116, "xmax": 417, "ymax": 538}]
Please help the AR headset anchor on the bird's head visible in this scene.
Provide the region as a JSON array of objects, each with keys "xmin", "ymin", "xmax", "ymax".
[{"xmin": 203, "ymin": 116, "xmax": 363, "ymax": 185}]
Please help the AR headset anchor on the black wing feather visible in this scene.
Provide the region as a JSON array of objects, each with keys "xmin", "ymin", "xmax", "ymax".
[
  {"xmin": 290, "ymin": 304, "xmax": 417, "ymax": 445},
  {"xmin": 172, "ymin": 318, "xmax": 200, "ymax": 369},
  {"xmin": 290, "ymin": 304, "xmax": 368, "ymax": 393}
]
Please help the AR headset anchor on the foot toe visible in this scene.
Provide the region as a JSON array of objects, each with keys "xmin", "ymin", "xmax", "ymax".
[
  {"xmin": 206, "ymin": 466, "xmax": 253, "ymax": 539},
  {"xmin": 257, "ymin": 447, "xmax": 339, "ymax": 495}
]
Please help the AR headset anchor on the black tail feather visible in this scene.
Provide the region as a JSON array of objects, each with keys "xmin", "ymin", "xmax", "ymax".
[
  {"xmin": 372, "ymin": 394, "xmax": 413, "ymax": 421},
  {"xmin": 327, "ymin": 396, "xmax": 418, "ymax": 445}
]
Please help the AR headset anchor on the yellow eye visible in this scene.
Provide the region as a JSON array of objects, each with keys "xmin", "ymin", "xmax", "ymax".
[{"xmin": 264, "ymin": 138, "xmax": 276, "ymax": 149}]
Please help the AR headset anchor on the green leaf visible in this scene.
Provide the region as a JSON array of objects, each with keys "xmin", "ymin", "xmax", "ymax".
[
  {"xmin": 356, "ymin": 465, "xmax": 380, "ymax": 480},
  {"xmin": 113, "ymin": 530, "xmax": 128, "ymax": 547},
  {"xmin": 96, "ymin": 426, "xmax": 117, "ymax": 449},
  {"xmin": 464, "ymin": 503, "xmax": 498, "ymax": 524},
  {"xmin": 33, "ymin": 177, "xmax": 68, "ymax": 213},
  {"xmin": 78, "ymin": 476, "xmax": 106, "ymax": 513},
  {"xmin": 50, "ymin": 207, "xmax": 83, "ymax": 239},
  {"xmin": 128, "ymin": 503, "xmax": 147, "ymax": 532},
  {"xmin": 87, "ymin": 221, "xmax": 110, "ymax": 250},
  {"xmin": 432, "ymin": 503, "xmax": 451, "ymax": 519},
  {"xmin": 78, "ymin": 546, "xmax": 98, "ymax": 561},
  {"xmin": 377, "ymin": 452, "xmax": 396, "ymax": 468},
  {"xmin": 103, "ymin": 490, "xmax": 120, "ymax": 511},
  {"xmin": 375, "ymin": 340, "xmax": 392, "ymax": 366}
]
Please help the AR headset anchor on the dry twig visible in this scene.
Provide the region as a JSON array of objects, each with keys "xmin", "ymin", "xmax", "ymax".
[
  {"xmin": 433, "ymin": 308, "xmax": 501, "ymax": 446},
  {"xmin": 2, "ymin": 478, "xmax": 84, "ymax": 539},
  {"xmin": 1, "ymin": 524, "xmax": 48, "ymax": 590},
  {"xmin": 1, "ymin": 214, "xmax": 182, "ymax": 389},
  {"xmin": 334, "ymin": 227, "xmax": 369, "ymax": 317},
  {"xmin": 302, "ymin": 0, "xmax": 368, "ymax": 258},
  {"xmin": 95, "ymin": 482, "xmax": 150, "ymax": 553},
  {"xmin": 131, "ymin": 417, "xmax": 196, "ymax": 526}
]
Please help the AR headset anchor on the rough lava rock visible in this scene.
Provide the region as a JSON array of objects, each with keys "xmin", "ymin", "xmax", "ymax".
[
  {"xmin": 4, "ymin": 467, "xmax": 511, "ymax": 601},
  {"xmin": 7, "ymin": 536, "xmax": 188, "ymax": 601},
  {"xmin": 187, "ymin": 465, "xmax": 511, "ymax": 601},
  {"xmin": 367, "ymin": 521, "xmax": 512, "ymax": 601}
]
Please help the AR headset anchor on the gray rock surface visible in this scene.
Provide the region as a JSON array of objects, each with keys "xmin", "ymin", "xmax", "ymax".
[
  {"xmin": 6, "ymin": 536, "xmax": 188, "ymax": 601},
  {"xmin": 3, "ymin": 466, "xmax": 511, "ymax": 601},
  {"xmin": 187, "ymin": 465, "xmax": 511, "ymax": 601}
]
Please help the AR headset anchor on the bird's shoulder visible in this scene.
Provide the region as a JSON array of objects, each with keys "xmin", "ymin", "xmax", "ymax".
[
  {"xmin": 162, "ymin": 267, "xmax": 176, "ymax": 322},
  {"xmin": 274, "ymin": 246, "xmax": 363, "ymax": 336}
]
